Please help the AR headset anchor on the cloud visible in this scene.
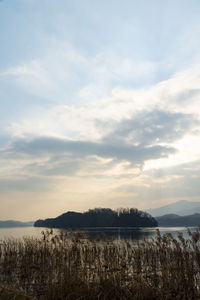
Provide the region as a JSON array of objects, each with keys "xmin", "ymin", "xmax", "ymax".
[
  {"xmin": 2, "ymin": 135, "xmax": 175, "ymax": 165},
  {"xmin": 2, "ymin": 60, "xmax": 59, "ymax": 101},
  {"xmin": 5, "ymin": 62, "xmax": 200, "ymax": 144},
  {"xmin": 1, "ymin": 38, "xmax": 160, "ymax": 105},
  {"xmin": 24, "ymin": 154, "xmax": 118, "ymax": 177},
  {"xmin": 0, "ymin": 176, "xmax": 52, "ymax": 193},
  {"xmin": 2, "ymin": 88, "xmax": 199, "ymax": 178},
  {"xmin": 102, "ymin": 109, "xmax": 198, "ymax": 146},
  {"xmin": 0, "ymin": 63, "xmax": 199, "ymax": 211},
  {"xmin": 2, "ymin": 0, "xmax": 200, "ymax": 220},
  {"xmin": 110, "ymin": 158, "xmax": 200, "ymax": 210}
]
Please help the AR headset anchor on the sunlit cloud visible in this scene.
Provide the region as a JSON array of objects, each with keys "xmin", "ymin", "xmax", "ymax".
[{"xmin": 1, "ymin": 0, "xmax": 200, "ymax": 219}]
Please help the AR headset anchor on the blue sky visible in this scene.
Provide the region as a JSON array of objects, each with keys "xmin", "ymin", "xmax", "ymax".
[{"xmin": 1, "ymin": 0, "xmax": 200, "ymax": 220}]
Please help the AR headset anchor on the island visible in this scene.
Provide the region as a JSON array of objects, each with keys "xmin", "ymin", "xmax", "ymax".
[{"xmin": 34, "ymin": 208, "xmax": 158, "ymax": 228}]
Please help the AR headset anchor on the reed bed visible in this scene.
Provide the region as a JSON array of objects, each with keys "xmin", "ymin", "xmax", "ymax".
[{"xmin": 1, "ymin": 228, "xmax": 200, "ymax": 299}]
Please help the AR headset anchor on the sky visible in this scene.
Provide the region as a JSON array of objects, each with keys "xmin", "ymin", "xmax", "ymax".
[{"xmin": 1, "ymin": 0, "xmax": 200, "ymax": 221}]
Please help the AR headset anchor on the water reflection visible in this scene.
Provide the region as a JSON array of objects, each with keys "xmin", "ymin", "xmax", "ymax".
[
  {"xmin": 66, "ymin": 227, "xmax": 155, "ymax": 240},
  {"xmin": 0, "ymin": 226, "xmax": 197, "ymax": 240},
  {"xmin": 57, "ymin": 226, "xmax": 197, "ymax": 241}
]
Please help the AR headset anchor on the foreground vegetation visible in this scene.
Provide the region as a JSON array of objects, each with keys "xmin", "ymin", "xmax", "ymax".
[{"xmin": 1, "ymin": 229, "xmax": 200, "ymax": 299}]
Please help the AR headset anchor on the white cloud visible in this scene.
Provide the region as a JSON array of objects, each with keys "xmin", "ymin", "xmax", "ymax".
[
  {"xmin": 6, "ymin": 62, "xmax": 200, "ymax": 140},
  {"xmin": 3, "ymin": 60, "xmax": 54, "ymax": 92},
  {"xmin": 3, "ymin": 62, "xmax": 199, "ymax": 192},
  {"xmin": 2, "ymin": 0, "xmax": 200, "ymax": 219},
  {"xmin": 1, "ymin": 38, "xmax": 161, "ymax": 106}
]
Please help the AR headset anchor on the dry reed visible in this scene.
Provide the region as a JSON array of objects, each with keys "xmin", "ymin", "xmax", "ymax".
[{"xmin": 1, "ymin": 228, "xmax": 200, "ymax": 299}]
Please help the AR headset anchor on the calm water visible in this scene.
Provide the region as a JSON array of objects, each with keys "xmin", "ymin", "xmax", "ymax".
[{"xmin": 0, "ymin": 226, "xmax": 197, "ymax": 240}]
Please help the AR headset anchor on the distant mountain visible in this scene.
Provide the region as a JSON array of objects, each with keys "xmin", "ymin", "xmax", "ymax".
[
  {"xmin": 146, "ymin": 200, "xmax": 200, "ymax": 217},
  {"xmin": 34, "ymin": 208, "xmax": 158, "ymax": 229},
  {"xmin": 156, "ymin": 213, "xmax": 200, "ymax": 227},
  {"xmin": 0, "ymin": 220, "xmax": 34, "ymax": 228}
]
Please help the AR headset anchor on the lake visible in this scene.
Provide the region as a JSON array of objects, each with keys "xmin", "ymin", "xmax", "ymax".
[{"xmin": 0, "ymin": 226, "xmax": 197, "ymax": 240}]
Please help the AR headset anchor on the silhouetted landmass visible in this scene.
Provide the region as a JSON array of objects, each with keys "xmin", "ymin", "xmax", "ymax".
[
  {"xmin": 156, "ymin": 213, "xmax": 200, "ymax": 226},
  {"xmin": 147, "ymin": 200, "xmax": 200, "ymax": 217},
  {"xmin": 34, "ymin": 208, "xmax": 158, "ymax": 228},
  {"xmin": 0, "ymin": 220, "xmax": 34, "ymax": 228}
]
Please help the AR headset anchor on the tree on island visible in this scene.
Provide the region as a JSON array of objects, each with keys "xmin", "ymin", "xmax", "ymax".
[{"xmin": 34, "ymin": 207, "xmax": 157, "ymax": 228}]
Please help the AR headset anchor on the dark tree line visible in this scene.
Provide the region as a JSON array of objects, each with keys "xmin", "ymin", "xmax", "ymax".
[{"xmin": 34, "ymin": 208, "xmax": 158, "ymax": 228}]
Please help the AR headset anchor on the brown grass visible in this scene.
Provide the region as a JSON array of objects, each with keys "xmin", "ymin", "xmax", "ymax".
[{"xmin": 1, "ymin": 228, "xmax": 200, "ymax": 299}]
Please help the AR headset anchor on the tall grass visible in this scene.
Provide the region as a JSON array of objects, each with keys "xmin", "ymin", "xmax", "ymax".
[{"xmin": 1, "ymin": 228, "xmax": 200, "ymax": 299}]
